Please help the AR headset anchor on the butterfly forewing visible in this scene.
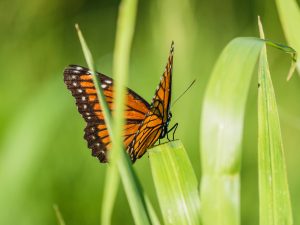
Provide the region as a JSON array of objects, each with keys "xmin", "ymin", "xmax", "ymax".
[
  {"xmin": 151, "ymin": 43, "xmax": 173, "ymax": 122},
  {"xmin": 127, "ymin": 42, "xmax": 174, "ymax": 162},
  {"xmin": 64, "ymin": 65, "xmax": 150, "ymax": 163},
  {"xmin": 128, "ymin": 113, "xmax": 163, "ymax": 159}
]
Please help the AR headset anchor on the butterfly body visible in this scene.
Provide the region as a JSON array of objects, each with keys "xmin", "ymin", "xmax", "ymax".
[{"xmin": 64, "ymin": 42, "xmax": 175, "ymax": 163}]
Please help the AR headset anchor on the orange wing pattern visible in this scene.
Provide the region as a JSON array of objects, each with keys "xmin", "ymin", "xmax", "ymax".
[
  {"xmin": 64, "ymin": 65, "xmax": 150, "ymax": 162},
  {"xmin": 127, "ymin": 42, "xmax": 174, "ymax": 162}
]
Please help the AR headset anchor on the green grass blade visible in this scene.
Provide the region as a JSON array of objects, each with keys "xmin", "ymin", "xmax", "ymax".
[
  {"xmin": 200, "ymin": 37, "xmax": 264, "ymax": 225},
  {"xmin": 53, "ymin": 204, "xmax": 66, "ymax": 225},
  {"xmin": 258, "ymin": 18, "xmax": 293, "ymax": 225},
  {"xmin": 110, "ymin": 0, "xmax": 153, "ymax": 225},
  {"xmin": 76, "ymin": 24, "xmax": 119, "ymax": 225},
  {"xmin": 149, "ymin": 140, "xmax": 201, "ymax": 225},
  {"xmin": 275, "ymin": 0, "xmax": 300, "ymax": 74},
  {"xmin": 144, "ymin": 195, "xmax": 162, "ymax": 225},
  {"xmin": 76, "ymin": 1, "xmax": 153, "ymax": 223},
  {"xmin": 76, "ymin": 24, "xmax": 113, "ymax": 136},
  {"xmin": 263, "ymin": 39, "xmax": 297, "ymax": 80},
  {"xmin": 101, "ymin": 164, "xmax": 120, "ymax": 225}
]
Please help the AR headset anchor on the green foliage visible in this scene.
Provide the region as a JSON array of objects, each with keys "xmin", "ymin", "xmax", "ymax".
[{"xmin": 0, "ymin": 0, "xmax": 299, "ymax": 225}]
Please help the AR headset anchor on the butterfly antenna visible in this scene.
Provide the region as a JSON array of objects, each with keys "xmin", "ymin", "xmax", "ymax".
[{"xmin": 171, "ymin": 79, "xmax": 196, "ymax": 107}]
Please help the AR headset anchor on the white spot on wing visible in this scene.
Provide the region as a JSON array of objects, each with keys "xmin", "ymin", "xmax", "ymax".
[
  {"xmin": 101, "ymin": 84, "xmax": 107, "ymax": 89},
  {"xmin": 105, "ymin": 80, "xmax": 112, "ymax": 84},
  {"xmin": 78, "ymin": 89, "xmax": 83, "ymax": 93}
]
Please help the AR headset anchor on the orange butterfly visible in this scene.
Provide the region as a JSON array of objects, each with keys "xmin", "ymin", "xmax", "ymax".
[{"xmin": 64, "ymin": 42, "xmax": 177, "ymax": 163}]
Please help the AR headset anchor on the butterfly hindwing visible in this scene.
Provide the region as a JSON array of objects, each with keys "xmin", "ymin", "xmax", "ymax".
[
  {"xmin": 64, "ymin": 65, "xmax": 150, "ymax": 162},
  {"xmin": 128, "ymin": 113, "xmax": 163, "ymax": 160}
]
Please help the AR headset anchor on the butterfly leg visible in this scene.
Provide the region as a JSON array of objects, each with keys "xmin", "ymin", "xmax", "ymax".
[{"xmin": 167, "ymin": 123, "xmax": 178, "ymax": 141}]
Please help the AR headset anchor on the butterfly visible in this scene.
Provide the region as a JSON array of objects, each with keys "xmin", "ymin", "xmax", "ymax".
[{"xmin": 64, "ymin": 42, "xmax": 177, "ymax": 163}]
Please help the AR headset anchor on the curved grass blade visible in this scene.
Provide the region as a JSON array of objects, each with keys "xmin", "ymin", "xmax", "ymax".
[
  {"xmin": 200, "ymin": 35, "xmax": 296, "ymax": 225},
  {"xmin": 258, "ymin": 18, "xmax": 293, "ymax": 225},
  {"xmin": 149, "ymin": 140, "xmax": 201, "ymax": 225},
  {"xmin": 200, "ymin": 28, "xmax": 297, "ymax": 225},
  {"xmin": 264, "ymin": 39, "xmax": 297, "ymax": 80},
  {"xmin": 275, "ymin": 0, "xmax": 300, "ymax": 75},
  {"xmin": 200, "ymin": 37, "xmax": 264, "ymax": 225}
]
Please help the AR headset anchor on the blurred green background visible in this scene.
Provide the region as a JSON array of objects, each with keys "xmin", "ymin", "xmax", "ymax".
[{"xmin": 0, "ymin": 0, "xmax": 299, "ymax": 224}]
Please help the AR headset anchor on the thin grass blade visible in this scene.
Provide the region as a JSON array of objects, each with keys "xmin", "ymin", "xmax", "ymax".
[
  {"xmin": 101, "ymin": 164, "xmax": 119, "ymax": 225},
  {"xmin": 76, "ymin": 24, "xmax": 113, "ymax": 135},
  {"xmin": 275, "ymin": 0, "xmax": 300, "ymax": 75},
  {"xmin": 53, "ymin": 204, "xmax": 66, "ymax": 225},
  {"xmin": 149, "ymin": 140, "xmax": 201, "ymax": 225},
  {"xmin": 110, "ymin": 0, "xmax": 154, "ymax": 224},
  {"xmin": 77, "ymin": 1, "xmax": 158, "ymax": 222},
  {"xmin": 76, "ymin": 25, "xmax": 120, "ymax": 225},
  {"xmin": 257, "ymin": 18, "xmax": 293, "ymax": 225},
  {"xmin": 144, "ymin": 195, "xmax": 162, "ymax": 225}
]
